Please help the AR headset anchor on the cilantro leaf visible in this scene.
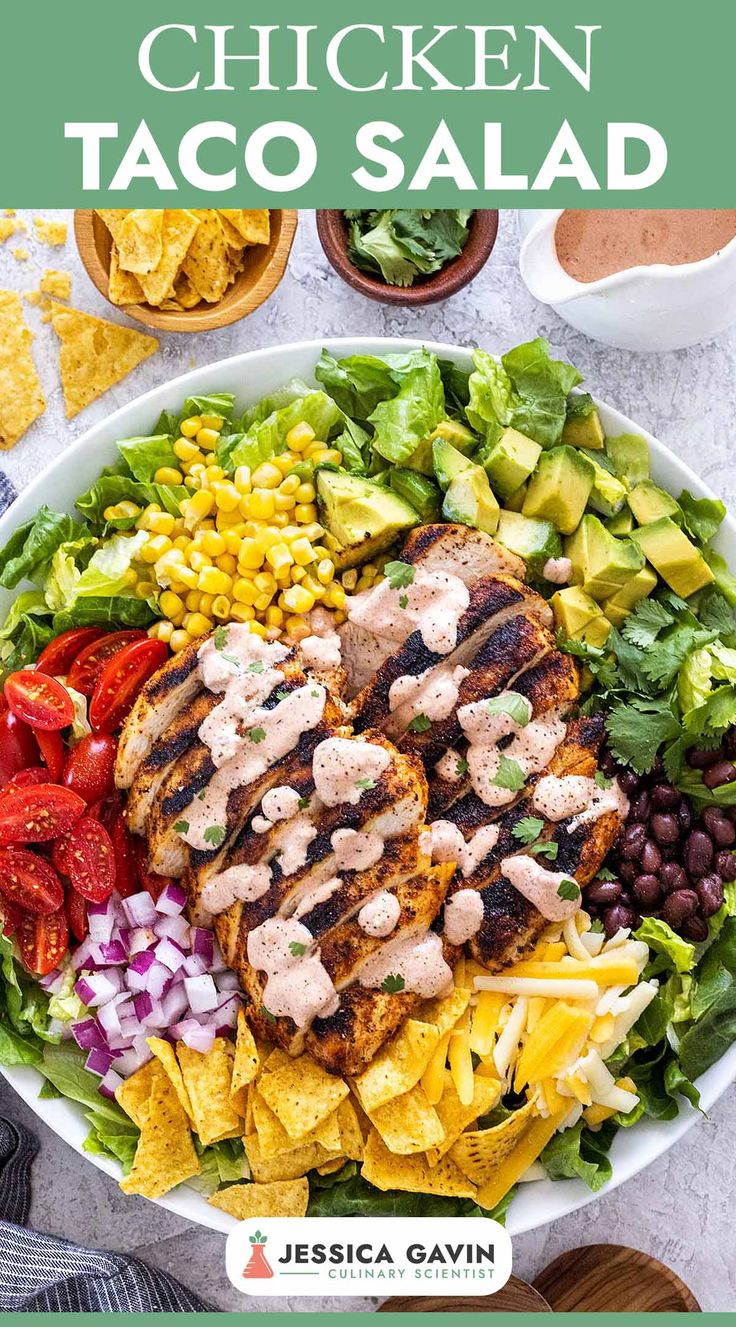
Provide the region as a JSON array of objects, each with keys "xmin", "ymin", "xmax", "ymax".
[
  {"xmin": 398, "ymin": 594, "xmax": 408, "ymax": 610},
  {"xmin": 289, "ymin": 941, "xmax": 307, "ymax": 957},
  {"xmin": 275, "ymin": 688, "xmax": 290, "ymax": 701},
  {"xmin": 380, "ymin": 974, "xmax": 405, "ymax": 994},
  {"xmin": 384, "ymin": 561, "xmax": 415, "ymax": 590},
  {"xmin": 213, "ymin": 625, "xmax": 229, "ymax": 650},
  {"xmin": 407, "ymin": 713, "xmax": 432, "ymax": 734},
  {"xmin": 173, "ymin": 819, "xmax": 189, "ymax": 835},
  {"xmin": 247, "ymin": 660, "xmax": 264, "ymax": 674},
  {"xmin": 491, "ymin": 755, "xmax": 526, "ymax": 791},
  {"xmin": 298, "ymin": 796, "xmax": 310, "ymax": 811},
  {"xmin": 455, "ymin": 757, "xmax": 469, "ymax": 777},
  {"xmin": 486, "ymin": 692, "xmax": 531, "ymax": 726},
  {"xmin": 249, "ymin": 727, "xmax": 266, "ymax": 743},
  {"xmin": 203, "ymin": 824, "xmax": 226, "ymax": 847},
  {"xmin": 529, "ymin": 840, "xmax": 559, "ymax": 861},
  {"xmin": 512, "ymin": 816, "xmax": 545, "ymax": 845},
  {"xmin": 260, "ymin": 1005, "xmax": 277, "ymax": 1024},
  {"xmin": 621, "ymin": 598, "xmax": 673, "ymax": 649},
  {"xmin": 590, "ymin": 917, "xmax": 605, "ymax": 933},
  {"xmin": 596, "ymin": 866, "xmax": 616, "ymax": 882},
  {"xmin": 595, "ymin": 770, "xmax": 613, "ymax": 790},
  {"xmin": 557, "ymin": 878, "xmax": 581, "ymax": 901},
  {"xmin": 606, "ymin": 697, "xmax": 681, "ymax": 775},
  {"xmin": 640, "ymin": 626, "xmax": 717, "ymax": 688},
  {"xmin": 355, "ymin": 777, "xmax": 376, "ymax": 791}
]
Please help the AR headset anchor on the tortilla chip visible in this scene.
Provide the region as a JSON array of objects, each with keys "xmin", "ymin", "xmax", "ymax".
[
  {"xmin": 362, "ymin": 1130, "xmax": 476, "ymax": 1200},
  {"xmin": 337, "ymin": 1099, "xmax": 365, "ymax": 1162},
  {"xmin": 449, "ymin": 1100, "xmax": 539, "ymax": 1185},
  {"xmin": 352, "ymin": 1020, "xmax": 440, "ymax": 1113},
  {"xmin": 39, "ymin": 270, "xmax": 71, "ymax": 301},
  {"xmin": 251, "ymin": 1087, "xmax": 342, "ymax": 1160},
  {"xmin": 368, "ymin": 1084, "xmax": 445, "ymax": 1155},
  {"xmin": 258, "ymin": 1055, "xmax": 349, "ymax": 1140},
  {"xmin": 231, "ymin": 1010, "xmax": 260, "ymax": 1113},
  {"xmin": 217, "ymin": 213, "xmax": 249, "ymax": 248},
  {"xmin": 418, "ymin": 986, "xmax": 471, "ymax": 1036},
  {"xmin": 160, "ymin": 272, "xmax": 202, "ymax": 311},
  {"xmin": 50, "ymin": 303, "xmax": 158, "ymax": 419},
  {"xmin": 244, "ymin": 1132, "xmax": 330, "ymax": 1183},
  {"xmin": 34, "ymin": 217, "xmax": 67, "ymax": 246},
  {"xmin": 23, "ymin": 291, "xmax": 42, "ymax": 306},
  {"xmin": 136, "ymin": 209, "xmax": 200, "ymax": 307},
  {"xmin": 116, "ymin": 209, "xmax": 164, "ymax": 274},
  {"xmin": 115, "ymin": 1057, "xmax": 159, "ymax": 1127},
  {"xmin": 0, "ymin": 219, "xmax": 18, "ymax": 243},
  {"xmin": 209, "ymin": 1178, "xmax": 308, "ymax": 1219},
  {"xmin": 218, "ymin": 209, "xmax": 270, "ymax": 245},
  {"xmin": 13, "ymin": 248, "xmax": 28, "ymax": 262},
  {"xmin": 426, "ymin": 1074, "xmax": 502, "ymax": 1166},
  {"xmin": 177, "ymin": 1038, "xmax": 244, "ymax": 1146},
  {"xmin": 316, "ymin": 1157, "xmax": 347, "ymax": 1176},
  {"xmin": 119, "ymin": 1068, "xmax": 200, "ymax": 1199},
  {"xmin": 0, "ymin": 291, "xmax": 45, "ymax": 449},
  {"xmin": 108, "ymin": 248, "xmax": 145, "ymax": 306},
  {"xmin": 262, "ymin": 1046, "xmax": 291, "ymax": 1073},
  {"xmin": 147, "ymin": 1036, "xmax": 194, "ymax": 1121},
  {"xmin": 182, "ymin": 210, "xmax": 235, "ymax": 303}
]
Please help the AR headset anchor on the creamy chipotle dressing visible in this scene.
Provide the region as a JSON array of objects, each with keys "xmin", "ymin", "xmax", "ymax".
[
  {"xmin": 275, "ymin": 814, "xmax": 317, "ymax": 876},
  {"xmin": 435, "ymin": 748, "xmax": 465, "ymax": 783},
  {"xmin": 358, "ymin": 891, "xmax": 401, "ymax": 937},
  {"xmin": 300, "ymin": 634, "xmax": 342, "ymax": 669},
  {"xmin": 388, "ymin": 663, "xmax": 469, "ymax": 723},
  {"xmin": 246, "ymin": 916, "xmax": 339, "ymax": 1027},
  {"xmin": 444, "ymin": 888, "xmax": 484, "ymax": 944},
  {"xmin": 331, "ymin": 826, "xmax": 385, "ymax": 872},
  {"xmin": 201, "ymin": 861, "xmax": 272, "ymax": 915},
  {"xmin": 429, "ymin": 820, "xmax": 500, "ymax": 877},
  {"xmin": 555, "ymin": 210, "xmax": 736, "ymax": 284},
  {"xmin": 293, "ymin": 875, "xmax": 342, "ymax": 919},
  {"xmin": 501, "ymin": 855, "xmax": 581, "ymax": 922},
  {"xmin": 458, "ymin": 693, "xmax": 566, "ymax": 809},
  {"xmin": 532, "ymin": 774, "xmax": 629, "ymax": 829},
  {"xmin": 543, "ymin": 557, "xmax": 572, "ymax": 584},
  {"xmin": 262, "ymin": 785, "xmax": 301, "ymax": 822},
  {"xmin": 359, "ymin": 930, "xmax": 452, "ymax": 998},
  {"xmin": 347, "ymin": 567, "xmax": 470, "ymax": 655},
  {"xmin": 312, "ymin": 737, "xmax": 391, "ymax": 807}
]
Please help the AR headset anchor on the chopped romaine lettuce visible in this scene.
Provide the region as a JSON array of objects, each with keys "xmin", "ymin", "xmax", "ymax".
[
  {"xmin": 116, "ymin": 435, "xmax": 179, "ymax": 483},
  {"xmin": 0, "ymin": 508, "xmax": 81, "ymax": 589},
  {"xmin": 678, "ymin": 489, "xmax": 726, "ymax": 544}
]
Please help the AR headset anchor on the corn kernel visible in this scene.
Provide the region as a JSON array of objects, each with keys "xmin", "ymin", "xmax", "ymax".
[
  {"xmin": 266, "ymin": 606, "xmax": 284, "ymax": 628},
  {"xmin": 274, "ymin": 452, "xmax": 299, "ymax": 475},
  {"xmin": 173, "ymin": 437, "xmax": 201, "ymax": 463},
  {"xmin": 316, "ymin": 559, "xmax": 335, "ymax": 585},
  {"xmin": 265, "ymin": 543, "xmax": 293, "ymax": 574},
  {"xmin": 300, "ymin": 522, "xmax": 325, "ymax": 543},
  {"xmin": 190, "ymin": 463, "xmax": 206, "ymax": 481},
  {"xmin": 212, "ymin": 482, "xmax": 239, "ymax": 514},
  {"xmin": 204, "ymin": 464, "xmax": 225, "ymax": 484},
  {"xmin": 183, "ymin": 612, "xmax": 213, "ymax": 637},
  {"xmin": 217, "ymin": 553, "xmax": 237, "ymax": 577},
  {"xmin": 140, "ymin": 535, "xmax": 173, "ymax": 563},
  {"xmin": 185, "ymin": 590, "xmax": 202, "ymax": 612},
  {"xmin": 236, "ymin": 537, "xmax": 263, "ymax": 571},
  {"xmin": 271, "ymin": 512, "xmax": 289, "ymax": 528},
  {"xmin": 285, "ymin": 615, "xmax": 311, "ymax": 641},
  {"xmin": 201, "ymin": 414, "xmax": 223, "ymax": 431},
  {"xmin": 249, "ymin": 620, "xmax": 268, "ymax": 638},
  {"xmin": 289, "ymin": 537, "xmax": 314, "ymax": 567},
  {"xmin": 253, "ymin": 593, "xmax": 271, "ymax": 612},
  {"xmin": 197, "ymin": 426, "xmax": 220, "ymax": 451},
  {"xmin": 170, "ymin": 628, "xmax": 192, "ymax": 652},
  {"xmin": 233, "ymin": 579, "xmax": 258, "ymax": 606},
  {"xmin": 254, "ymin": 527, "xmax": 279, "ymax": 554},
  {"xmin": 249, "ymin": 489, "xmax": 276, "ymax": 520},
  {"xmin": 234, "ymin": 466, "xmax": 252, "ymax": 495},
  {"xmin": 180, "ymin": 416, "xmax": 202, "ymax": 438},
  {"xmin": 149, "ymin": 620, "xmax": 174, "ymax": 643},
  {"xmin": 287, "ymin": 422, "xmax": 316, "ymax": 451},
  {"xmin": 324, "ymin": 583, "xmax": 347, "ymax": 610},
  {"xmin": 184, "ymin": 490, "xmax": 215, "ymax": 528},
  {"xmin": 295, "ymin": 503, "xmax": 318, "ymax": 524},
  {"xmin": 295, "ymin": 482, "xmax": 316, "ymax": 504},
  {"xmin": 251, "ymin": 462, "xmax": 282, "ymax": 490},
  {"xmin": 160, "ymin": 590, "xmax": 185, "ymax": 619},
  {"xmin": 198, "ymin": 566, "xmax": 232, "ymax": 596},
  {"xmin": 211, "ymin": 595, "xmax": 231, "ymax": 620},
  {"xmin": 281, "ymin": 584, "xmax": 315, "ymax": 614},
  {"xmin": 252, "ymin": 571, "xmax": 276, "ymax": 596},
  {"xmin": 223, "ymin": 531, "xmax": 242, "ymax": 556},
  {"xmin": 215, "ymin": 510, "xmax": 242, "ymax": 531},
  {"xmin": 291, "ymin": 566, "xmax": 306, "ymax": 583},
  {"xmin": 199, "ymin": 593, "xmax": 215, "ymax": 616},
  {"xmin": 154, "ymin": 466, "xmax": 184, "ymax": 486},
  {"xmin": 188, "ymin": 551, "xmax": 211, "ymax": 574},
  {"xmin": 147, "ymin": 511, "xmax": 176, "ymax": 536},
  {"xmin": 279, "ymin": 474, "xmax": 301, "ymax": 496},
  {"xmin": 341, "ymin": 569, "xmax": 358, "ymax": 591},
  {"xmin": 199, "ymin": 530, "xmax": 225, "ymax": 557},
  {"xmin": 301, "ymin": 573, "xmax": 325, "ymax": 599},
  {"xmin": 274, "ymin": 491, "xmax": 296, "ymax": 512},
  {"xmin": 230, "ymin": 603, "xmax": 255, "ymax": 623},
  {"xmin": 175, "ymin": 565, "xmax": 198, "ymax": 590},
  {"xmin": 135, "ymin": 581, "xmax": 156, "ymax": 600}
]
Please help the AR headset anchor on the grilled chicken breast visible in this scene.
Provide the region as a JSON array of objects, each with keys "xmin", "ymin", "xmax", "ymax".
[{"xmin": 115, "ymin": 641, "xmax": 203, "ymax": 789}]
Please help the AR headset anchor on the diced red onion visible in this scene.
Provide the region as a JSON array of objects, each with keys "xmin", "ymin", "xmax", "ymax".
[
  {"xmin": 160, "ymin": 985, "xmax": 189, "ymax": 1025},
  {"xmin": 114, "ymin": 1044, "xmax": 152, "ymax": 1077},
  {"xmin": 39, "ymin": 967, "xmax": 65, "ymax": 994},
  {"xmin": 128, "ymin": 927, "xmax": 157, "ymax": 956},
  {"xmin": 181, "ymin": 1021, "xmax": 216, "ymax": 1053},
  {"xmin": 183, "ymin": 953, "xmax": 208, "ymax": 978},
  {"xmin": 75, "ymin": 972, "xmax": 122, "ymax": 1007},
  {"xmin": 215, "ymin": 993, "xmax": 241, "ymax": 1031},
  {"xmin": 210, "ymin": 941, "xmax": 228, "ymax": 974},
  {"xmin": 155, "ymin": 882, "xmax": 187, "ymax": 916},
  {"xmin": 125, "ymin": 950, "xmax": 156, "ymax": 992},
  {"xmin": 97, "ymin": 1001, "xmax": 122, "ymax": 1041},
  {"xmin": 146, "ymin": 962, "xmax": 172, "ymax": 1001},
  {"xmin": 71, "ymin": 937, "xmax": 101, "ymax": 972},
  {"xmin": 215, "ymin": 970, "xmax": 241, "ymax": 992},
  {"xmin": 155, "ymin": 937, "xmax": 186, "ymax": 973},
  {"xmin": 121, "ymin": 892, "xmax": 158, "ymax": 929},
  {"xmin": 99, "ymin": 940, "xmax": 128, "ymax": 966},
  {"xmin": 99, "ymin": 1068, "xmax": 124, "ymax": 1099},
  {"xmin": 154, "ymin": 914, "xmax": 190, "ymax": 947},
  {"xmin": 72, "ymin": 1018, "xmax": 106, "ymax": 1051},
  {"xmin": 191, "ymin": 928, "xmax": 214, "ymax": 964},
  {"xmin": 85, "ymin": 1047, "xmax": 118, "ymax": 1077},
  {"xmin": 183, "ymin": 974, "xmax": 219, "ymax": 1014},
  {"xmin": 87, "ymin": 908, "xmax": 116, "ymax": 945}
]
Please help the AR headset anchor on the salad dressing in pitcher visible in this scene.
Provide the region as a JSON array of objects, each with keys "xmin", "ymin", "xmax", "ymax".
[{"xmin": 555, "ymin": 209, "xmax": 736, "ymax": 283}]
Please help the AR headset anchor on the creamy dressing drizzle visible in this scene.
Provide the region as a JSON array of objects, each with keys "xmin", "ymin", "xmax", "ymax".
[
  {"xmin": 388, "ymin": 663, "xmax": 469, "ymax": 723},
  {"xmin": 435, "ymin": 748, "xmax": 465, "ymax": 783},
  {"xmin": 293, "ymin": 875, "xmax": 342, "ymax": 919},
  {"xmin": 300, "ymin": 634, "xmax": 342, "ymax": 668},
  {"xmin": 543, "ymin": 557, "xmax": 572, "ymax": 585},
  {"xmin": 359, "ymin": 929, "xmax": 453, "ymax": 998},
  {"xmin": 201, "ymin": 861, "xmax": 272, "ymax": 916},
  {"xmin": 246, "ymin": 916, "xmax": 339, "ymax": 1028},
  {"xmin": 444, "ymin": 889, "xmax": 484, "ymax": 944},
  {"xmin": 532, "ymin": 774, "xmax": 629, "ymax": 829},
  {"xmin": 428, "ymin": 820, "xmax": 500, "ymax": 877},
  {"xmin": 358, "ymin": 891, "xmax": 401, "ymax": 938},
  {"xmin": 312, "ymin": 737, "xmax": 391, "ymax": 807},
  {"xmin": 501, "ymin": 855, "xmax": 581, "ymax": 922},
  {"xmin": 458, "ymin": 693, "xmax": 566, "ymax": 810},
  {"xmin": 262, "ymin": 785, "xmax": 301, "ymax": 822},
  {"xmin": 347, "ymin": 567, "xmax": 470, "ymax": 655},
  {"xmin": 275, "ymin": 814, "xmax": 318, "ymax": 876},
  {"xmin": 331, "ymin": 826, "xmax": 385, "ymax": 872}
]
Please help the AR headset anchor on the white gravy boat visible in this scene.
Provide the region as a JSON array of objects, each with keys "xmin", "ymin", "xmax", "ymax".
[{"xmin": 518, "ymin": 209, "xmax": 736, "ymax": 353}]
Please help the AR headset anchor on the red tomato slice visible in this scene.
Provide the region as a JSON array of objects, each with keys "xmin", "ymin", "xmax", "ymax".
[
  {"xmin": 5, "ymin": 671, "xmax": 74, "ymax": 732},
  {"xmin": 62, "ymin": 733, "xmax": 117, "ymax": 803},
  {"xmin": 0, "ymin": 710, "xmax": 39, "ymax": 784},
  {"xmin": 34, "ymin": 728, "xmax": 65, "ymax": 781},
  {"xmin": 65, "ymin": 817, "xmax": 116, "ymax": 902},
  {"xmin": 67, "ymin": 630, "xmax": 146, "ymax": 697},
  {"xmin": 8, "ymin": 766, "xmax": 52, "ymax": 789},
  {"xmin": 110, "ymin": 812, "xmax": 137, "ymax": 898},
  {"xmin": 89, "ymin": 638, "xmax": 168, "ymax": 734},
  {"xmin": 35, "ymin": 627, "xmax": 106, "ymax": 678},
  {"xmin": 65, "ymin": 886, "xmax": 88, "ymax": 942},
  {"xmin": 0, "ymin": 846, "xmax": 64, "ymax": 915},
  {"xmin": 0, "ymin": 784, "xmax": 85, "ymax": 844},
  {"xmin": 16, "ymin": 907, "xmax": 69, "ymax": 975},
  {"xmin": 132, "ymin": 835, "xmax": 168, "ymax": 902},
  {"xmin": 1, "ymin": 899, "xmax": 24, "ymax": 938},
  {"xmin": 51, "ymin": 832, "xmax": 71, "ymax": 875}
]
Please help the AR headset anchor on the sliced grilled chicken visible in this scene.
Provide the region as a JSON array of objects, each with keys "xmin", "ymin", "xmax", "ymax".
[
  {"xmin": 352, "ymin": 575, "xmax": 551, "ymax": 734},
  {"xmin": 126, "ymin": 691, "xmax": 217, "ymax": 836},
  {"xmin": 401, "ymin": 523, "xmax": 526, "ymax": 584},
  {"xmin": 115, "ymin": 641, "xmax": 203, "ymax": 789}
]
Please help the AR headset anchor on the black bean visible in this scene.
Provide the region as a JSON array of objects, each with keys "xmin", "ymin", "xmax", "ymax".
[
  {"xmin": 660, "ymin": 844, "xmax": 677, "ymax": 862},
  {"xmin": 629, "ymin": 791, "xmax": 651, "ymax": 823},
  {"xmin": 662, "ymin": 889, "xmax": 700, "ymax": 927},
  {"xmin": 586, "ymin": 880, "xmax": 622, "ymax": 906},
  {"xmin": 716, "ymin": 850, "xmax": 736, "ymax": 882},
  {"xmin": 618, "ymin": 770, "xmax": 640, "ymax": 795},
  {"xmin": 619, "ymin": 861, "xmax": 637, "ymax": 884},
  {"xmin": 599, "ymin": 750, "xmax": 618, "ymax": 778},
  {"xmin": 632, "ymin": 874, "xmax": 661, "ymax": 906},
  {"xmin": 723, "ymin": 728, "xmax": 736, "ymax": 760},
  {"xmin": 660, "ymin": 861, "xmax": 689, "ymax": 894},
  {"xmin": 687, "ymin": 747, "xmax": 721, "ymax": 769},
  {"xmin": 603, "ymin": 903, "xmax": 639, "ymax": 937},
  {"xmin": 640, "ymin": 840, "xmax": 662, "ymax": 874},
  {"xmin": 650, "ymin": 813, "xmax": 679, "ymax": 846},
  {"xmin": 703, "ymin": 760, "xmax": 736, "ymax": 790},
  {"xmin": 650, "ymin": 783, "xmax": 680, "ymax": 811},
  {"xmin": 620, "ymin": 823, "xmax": 647, "ymax": 860},
  {"xmin": 702, "ymin": 809, "xmax": 736, "ymax": 846},
  {"xmin": 696, "ymin": 874, "xmax": 724, "ymax": 918},
  {"xmin": 678, "ymin": 801, "xmax": 693, "ymax": 834},
  {"xmin": 685, "ymin": 830, "xmax": 714, "ymax": 878},
  {"xmin": 681, "ymin": 916, "xmax": 709, "ymax": 942}
]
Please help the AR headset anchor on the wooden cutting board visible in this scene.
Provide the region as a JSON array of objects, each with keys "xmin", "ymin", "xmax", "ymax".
[
  {"xmin": 533, "ymin": 1245, "xmax": 700, "ymax": 1312},
  {"xmin": 378, "ymin": 1276, "xmax": 551, "ymax": 1313}
]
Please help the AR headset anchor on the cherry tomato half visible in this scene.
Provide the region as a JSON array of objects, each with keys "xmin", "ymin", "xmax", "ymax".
[
  {"xmin": 0, "ymin": 784, "xmax": 85, "ymax": 845},
  {"xmin": 35, "ymin": 627, "xmax": 106, "ymax": 679},
  {"xmin": 65, "ymin": 886, "xmax": 88, "ymax": 942},
  {"xmin": 67, "ymin": 630, "xmax": 146, "ymax": 698},
  {"xmin": 5, "ymin": 671, "xmax": 74, "ymax": 732},
  {"xmin": 0, "ymin": 710, "xmax": 39, "ymax": 784},
  {"xmin": 0, "ymin": 847, "xmax": 64, "ymax": 915},
  {"xmin": 9, "ymin": 767, "xmax": 53, "ymax": 789},
  {"xmin": 51, "ymin": 832, "xmax": 70, "ymax": 875},
  {"xmin": 16, "ymin": 907, "xmax": 69, "ymax": 975},
  {"xmin": 1, "ymin": 899, "xmax": 24, "ymax": 938},
  {"xmin": 89, "ymin": 638, "xmax": 168, "ymax": 734},
  {"xmin": 110, "ymin": 812, "xmax": 137, "ymax": 898},
  {"xmin": 132, "ymin": 835, "xmax": 168, "ymax": 902},
  {"xmin": 34, "ymin": 728, "xmax": 65, "ymax": 781},
  {"xmin": 62, "ymin": 733, "xmax": 117, "ymax": 804},
  {"xmin": 65, "ymin": 817, "xmax": 116, "ymax": 902}
]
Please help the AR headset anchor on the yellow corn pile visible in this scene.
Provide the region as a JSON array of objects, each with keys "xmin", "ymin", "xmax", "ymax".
[{"xmin": 103, "ymin": 412, "xmax": 383, "ymax": 650}]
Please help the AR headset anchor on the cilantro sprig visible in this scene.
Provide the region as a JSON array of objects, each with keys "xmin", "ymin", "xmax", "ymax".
[
  {"xmin": 491, "ymin": 754, "xmax": 526, "ymax": 792},
  {"xmin": 384, "ymin": 561, "xmax": 415, "ymax": 590}
]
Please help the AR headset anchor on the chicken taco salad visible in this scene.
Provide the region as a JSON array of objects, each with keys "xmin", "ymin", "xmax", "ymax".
[{"xmin": 0, "ymin": 337, "xmax": 735, "ymax": 1223}]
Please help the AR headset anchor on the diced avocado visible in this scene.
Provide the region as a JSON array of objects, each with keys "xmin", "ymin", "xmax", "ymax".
[
  {"xmin": 606, "ymin": 507, "xmax": 634, "ymax": 536},
  {"xmin": 407, "ymin": 419, "xmax": 477, "ymax": 476},
  {"xmin": 505, "ymin": 483, "xmax": 527, "ymax": 513},
  {"xmin": 561, "ymin": 407, "xmax": 605, "ymax": 450},
  {"xmin": 316, "ymin": 470, "xmax": 419, "ymax": 570},
  {"xmin": 483, "ymin": 428, "xmax": 542, "ymax": 500},
  {"xmin": 631, "ymin": 517, "xmax": 715, "ymax": 598},
  {"xmin": 432, "ymin": 436, "xmax": 475, "ymax": 491},
  {"xmin": 606, "ymin": 434, "xmax": 650, "ymax": 486},
  {"xmin": 603, "ymin": 566, "xmax": 658, "ymax": 627},
  {"xmin": 388, "ymin": 469, "xmax": 442, "ymax": 522},
  {"xmin": 522, "ymin": 446, "xmax": 595, "ymax": 535},
  {"xmin": 587, "ymin": 457, "xmax": 628, "ymax": 519},
  {"xmin": 565, "ymin": 514, "xmax": 645, "ymax": 602},
  {"xmin": 443, "ymin": 468, "xmax": 499, "ymax": 536},
  {"xmin": 552, "ymin": 586, "xmax": 611, "ymax": 648},
  {"xmin": 496, "ymin": 510, "xmax": 562, "ymax": 576},
  {"xmin": 627, "ymin": 479, "xmax": 682, "ymax": 527}
]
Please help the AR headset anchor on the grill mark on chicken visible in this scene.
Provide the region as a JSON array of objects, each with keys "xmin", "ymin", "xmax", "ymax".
[
  {"xmin": 401, "ymin": 523, "xmax": 526, "ymax": 584},
  {"xmin": 115, "ymin": 641, "xmax": 203, "ymax": 789},
  {"xmin": 126, "ymin": 691, "xmax": 217, "ymax": 835}
]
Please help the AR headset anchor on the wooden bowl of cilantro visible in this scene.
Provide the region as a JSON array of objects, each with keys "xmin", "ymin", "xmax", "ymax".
[{"xmin": 316, "ymin": 209, "xmax": 499, "ymax": 306}]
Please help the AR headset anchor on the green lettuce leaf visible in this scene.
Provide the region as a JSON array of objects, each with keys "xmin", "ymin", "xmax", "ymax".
[
  {"xmin": 678, "ymin": 647, "xmax": 713, "ymax": 714},
  {"xmin": 503, "ymin": 338, "xmax": 582, "ymax": 448},
  {"xmin": 76, "ymin": 471, "xmax": 188, "ymax": 530},
  {"xmin": 466, "ymin": 349, "xmax": 515, "ymax": 440},
  {"xmin": 541, "ymin": 1119, "xmax": 614, "ymax": 1191},
  {"xmin": 187, "ymin": 1138, "xmax": 249, "ymax": 1196},
  {"xmin": 0, "ymin": 508, "xmax": 81, "ymax": 589},
  {"xmin": 306, "ymin": 1167, "xmax": 510, "ymax": 1221},
  {"xmin": 83, "ymin": 1111, "xmax": 139, "ymax": 1172},
  {"xmin": 117, "ymin": 435, "xmax": 178, "ymax": 483},
  {"xmin": 0, "ymin": 591, "xmax": 54, "ymax": 679},
  {"xmin": 0, "ymin": 931, "xmax": 55, "ymax": 1063},
  {"xmin": 369, "ymin": 352, "xmax": 445, "ymax": 465},
  {"xmin": 44, "ymin": 531, "xmax": 148, "ymax": 613},
  {"xmin": 635, "ymin": 917, "xmax": 696, "ymax": 974},
  {"xmin": 704, "ymin": 549, "xmax": 736, "ymax": 606},
  {"xmin": 678, "ymin": 490, "xmax": 726, "ymax": 544},
  {"xmin": 180, "ymin": 393, "xmax": 235, "ymax": 424},
  {"xmin": 230, "ymin": 391, "xmax": 343, "ymax": 472},
  {"xmin": 51, "ymin": 595, "xmax": 158, "ymax": 634}
]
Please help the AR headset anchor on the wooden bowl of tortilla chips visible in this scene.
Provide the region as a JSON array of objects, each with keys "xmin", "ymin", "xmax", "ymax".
[{"xmin": 74, "ymin": 209, "xmax": 298, "ymax": 333}]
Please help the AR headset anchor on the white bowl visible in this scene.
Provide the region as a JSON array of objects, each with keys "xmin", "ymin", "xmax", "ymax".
[{"xmin": 1, "ymin": 337, "xmax": 735, "ymax": 1237}]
